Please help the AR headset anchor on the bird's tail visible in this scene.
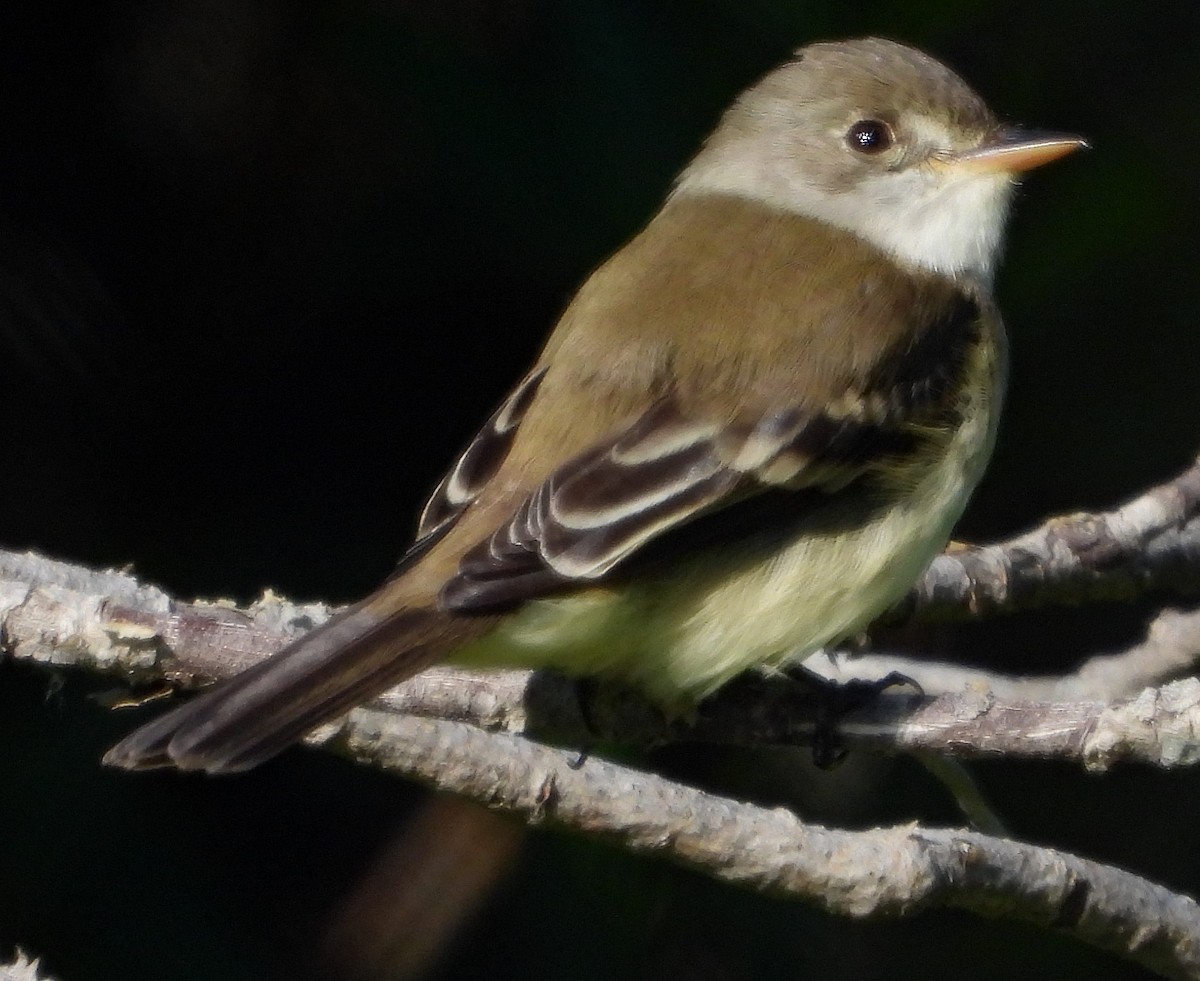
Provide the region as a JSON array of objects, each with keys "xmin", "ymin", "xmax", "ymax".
[{"xmin": 103, "ymin": 600, "xmax": 491, "ymax": 774}]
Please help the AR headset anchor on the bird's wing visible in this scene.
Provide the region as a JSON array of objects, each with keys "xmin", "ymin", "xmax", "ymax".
[
  {"xmin": 366, "ymin": 366, "xmax": 548, "ymax": 584},
  {"xmin": 415, "ymin": 366, "xmax": 548, "ymax": 541},
  {"xmin": 438, "ymin": 364, "xmax": 961, "ymax": 614}
]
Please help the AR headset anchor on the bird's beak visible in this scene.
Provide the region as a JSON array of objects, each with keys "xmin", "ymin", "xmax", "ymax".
[{"xmin": 946, "ymin": 127, "xmax": 1089, "ymax": 174}]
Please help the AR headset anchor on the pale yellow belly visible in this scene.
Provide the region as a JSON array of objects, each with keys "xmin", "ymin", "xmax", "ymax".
[{"xmin": 451, "ymin": 360, "xmax": 1002, "ymax": 704}]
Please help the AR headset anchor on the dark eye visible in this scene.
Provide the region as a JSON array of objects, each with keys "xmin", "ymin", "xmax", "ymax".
[{"xmin": 846, "ymin": 119, "xmax": 893, "ymax": 154}]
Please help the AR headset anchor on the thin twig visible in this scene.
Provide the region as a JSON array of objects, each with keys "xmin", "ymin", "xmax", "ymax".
[
  {"xmin": 4, "ymin": 552, "xmax": 1200, "ymax": 768},
  {"xmin": 900, "ymin": 453, "xmax": 1200, "ymax": 622}
]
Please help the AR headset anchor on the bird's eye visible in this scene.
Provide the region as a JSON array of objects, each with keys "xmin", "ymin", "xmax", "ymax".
[{"xmin": 846, "ymin": 119, "xmax": 894, "ymax": 154}]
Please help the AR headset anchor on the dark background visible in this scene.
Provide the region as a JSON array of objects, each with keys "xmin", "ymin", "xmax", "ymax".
[{"xmin": 2, "ymin": 2, "xmax": 1198, "ymax": 979}]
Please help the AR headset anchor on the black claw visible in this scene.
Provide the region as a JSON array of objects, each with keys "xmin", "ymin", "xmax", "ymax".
[
  {"xmin": 789, "ymin": 667, "xmax": 923, "ymax": 769},
  {"xmin": 565, "ymin": 677, "xmax": 604, "ymax": 769}
]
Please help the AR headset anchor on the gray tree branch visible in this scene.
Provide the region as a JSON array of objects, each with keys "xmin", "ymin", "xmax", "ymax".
[
  {"xmin": 5, "ymin": 547, "xmax": 1200, "ymax": 769},
  {"xmin": 335, "ymin": 710, "xmax": 1200, "ymax": 981},
  {"xmin": 0, "ymin": 951, "xmax": 57, "ymax": 981},
  {"xmin": 899, "ymin": 453, "xmax": 1200, "ymax": 622}
]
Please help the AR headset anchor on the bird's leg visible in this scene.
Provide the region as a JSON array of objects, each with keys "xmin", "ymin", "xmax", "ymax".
[{"xmin": 782, "ymin": 662, "xmax": 923, "ymax": 768}]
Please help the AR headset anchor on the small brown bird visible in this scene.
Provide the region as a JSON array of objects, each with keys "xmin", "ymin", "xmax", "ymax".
[{"xmin": 105, "ymin": 37, "xmax": 1085, "ymax": 774}]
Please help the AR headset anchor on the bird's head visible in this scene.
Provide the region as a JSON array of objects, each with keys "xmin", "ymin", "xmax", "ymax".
[{"xmin": 679, "ymin": 37, "xmax": 1087, "ymax": 283}]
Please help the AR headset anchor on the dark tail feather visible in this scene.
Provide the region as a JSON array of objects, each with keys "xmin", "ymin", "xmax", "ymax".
[{"xmin": 103, "ymin": 602, "xmax": 484, "ymax": 774}]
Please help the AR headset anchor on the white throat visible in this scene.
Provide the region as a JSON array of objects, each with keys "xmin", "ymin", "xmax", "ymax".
[{"xmin": 676, "ymin": 155, "xmax": 1014, "ymax": 285}]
